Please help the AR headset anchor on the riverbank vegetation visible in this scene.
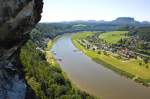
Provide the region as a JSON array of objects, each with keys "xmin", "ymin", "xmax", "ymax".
[
  {"xmin": 72, "ymin": 31, "xmax": 150, "ymax": 86},
  {"xmin": 20, "ymin": 31, "xmax": 97, "ymax": 99}
]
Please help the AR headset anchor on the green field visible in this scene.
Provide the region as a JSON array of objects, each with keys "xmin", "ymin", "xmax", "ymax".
[
  {"xmin": 72, "ymin": 32, "xmax": 150, "ymax": 86},
  {"xmin": 99, "ymin": 31, "xmax": 128, "ymax": 44}
]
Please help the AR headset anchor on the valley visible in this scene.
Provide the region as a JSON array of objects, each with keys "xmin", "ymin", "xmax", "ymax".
[
  {"xmin": 21, "ymin": 18, "xmax": 150, "ymax": 99},
  {"xmin": 51, "ymin": 33, "xmax": 150, "ymax": 99},
  {"xmin": 1, "ymin": 1, "xmax": 150, "ymax": 99}
]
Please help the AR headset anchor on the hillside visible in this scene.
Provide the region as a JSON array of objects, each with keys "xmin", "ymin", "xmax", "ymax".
[
  {"xmin": 20, "ymin": 22, "xmax": 98, "ymax": 98},
  {"xmin": 20, "ymin": 40, "xmax": 97, "ymax": 99}
]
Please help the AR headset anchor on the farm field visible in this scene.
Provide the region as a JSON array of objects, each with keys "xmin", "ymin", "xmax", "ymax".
[{"xmin": 99, "ymin": 31, "xmax": 129, "ymax": 44}]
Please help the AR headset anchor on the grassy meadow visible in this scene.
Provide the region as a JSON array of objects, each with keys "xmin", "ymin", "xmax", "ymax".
[{"xmin": 99, "ymin": 31, "xmax": 128, "ymax": 44}]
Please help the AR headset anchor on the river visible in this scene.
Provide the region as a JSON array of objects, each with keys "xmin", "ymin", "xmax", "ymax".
[{"xmin": 51, "ymin": 34, "xmax": 150, "ymax": 99}]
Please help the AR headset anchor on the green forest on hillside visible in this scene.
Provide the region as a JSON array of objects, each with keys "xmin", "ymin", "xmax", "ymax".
[{"xmin": 20, "ymin": 39, "xmax": 97, "ymax": 98}]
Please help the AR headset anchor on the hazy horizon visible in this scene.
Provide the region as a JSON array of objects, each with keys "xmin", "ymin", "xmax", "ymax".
[
  {"xmin": 41, "ymin": 0, "xmax": 150, "ymax": 22},
  {"xmin": 39, "ymin": 17, "xmax": 149, "ymax": 23}
]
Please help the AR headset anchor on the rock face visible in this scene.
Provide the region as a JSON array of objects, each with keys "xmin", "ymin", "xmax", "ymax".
[{"xmin": 0, "ymin": 0, "xmax": 43, "ymax": 99}]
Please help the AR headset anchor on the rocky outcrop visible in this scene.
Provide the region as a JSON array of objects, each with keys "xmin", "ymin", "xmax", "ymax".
[{"xmin": 0, "ymin": 0, "xmax": 43, "ymax": 99}]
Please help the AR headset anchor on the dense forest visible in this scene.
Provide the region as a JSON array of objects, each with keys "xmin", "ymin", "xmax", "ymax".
[{"xmin": 129, "ymin": 27, "xmax": 150, "ymax": 42}]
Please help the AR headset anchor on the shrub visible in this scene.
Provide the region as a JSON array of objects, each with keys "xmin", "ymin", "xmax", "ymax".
[{"xmin": 97, "ymin": 51, "xmax": 101, "ymax": 54}]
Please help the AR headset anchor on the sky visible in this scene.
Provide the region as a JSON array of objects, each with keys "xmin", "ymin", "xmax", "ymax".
[{"xmin": 40, "ymin": 0, "xmax": 150, "ymax": 22}]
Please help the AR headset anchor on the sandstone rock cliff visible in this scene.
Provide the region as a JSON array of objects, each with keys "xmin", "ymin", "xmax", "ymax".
[{"xmin": 0, "ymin": 0, "xmax": 43, "ymax": 99}]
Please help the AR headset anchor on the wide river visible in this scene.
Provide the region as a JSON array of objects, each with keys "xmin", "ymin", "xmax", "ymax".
[{"xmin": 51, "ymin": 34, "xmax": 150, "ymax": 99}]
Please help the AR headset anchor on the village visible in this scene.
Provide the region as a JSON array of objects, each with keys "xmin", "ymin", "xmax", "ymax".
[{"xmin": 77, "ymin": 32, "xmax": 150, "ymax": 65}]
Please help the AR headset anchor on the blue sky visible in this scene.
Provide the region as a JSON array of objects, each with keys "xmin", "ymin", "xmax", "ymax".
[{"xmin": 41, "ymin": 0, "xmax": 150, "ymax": 22}]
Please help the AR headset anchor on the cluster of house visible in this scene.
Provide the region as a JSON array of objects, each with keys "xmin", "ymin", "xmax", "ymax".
[
  {"xmin": 118, "ymin": 36, "xmax": 150, "ymax": 59},
  {"xmin": 117, "ymin": 48, "xmax": 136, "ymax": 59},
  {"xmin": 78, "ymin": 38, "xmax": 137, "ymax": 60},
  {"xmin": 78, "ymin": 33, "xmax": 150, "ymax": 62},
  {"xmin": 78, "ymin": 39, "xmax": 98, "ymax": 51}
]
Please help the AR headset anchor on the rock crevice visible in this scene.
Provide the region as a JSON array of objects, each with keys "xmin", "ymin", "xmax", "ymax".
[{"xmin": 0, "ymin": 0, "xmax": 43, "ymax": 99}]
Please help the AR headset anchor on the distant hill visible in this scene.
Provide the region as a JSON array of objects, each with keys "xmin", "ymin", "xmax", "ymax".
[
  {"xmin": 37, "ymin": 17, "xmax": 150, "ymax": 34},
  {"xmin": 112, "ymin": 17, "xmax": 136, "ymax": 24},
  {"xmin": 111, "ymin": 17, "xmax": 150, "ymax": 27},
  {"xmin": 114, "ymin": 17, "xmax": 135, "ymax": 22}
]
